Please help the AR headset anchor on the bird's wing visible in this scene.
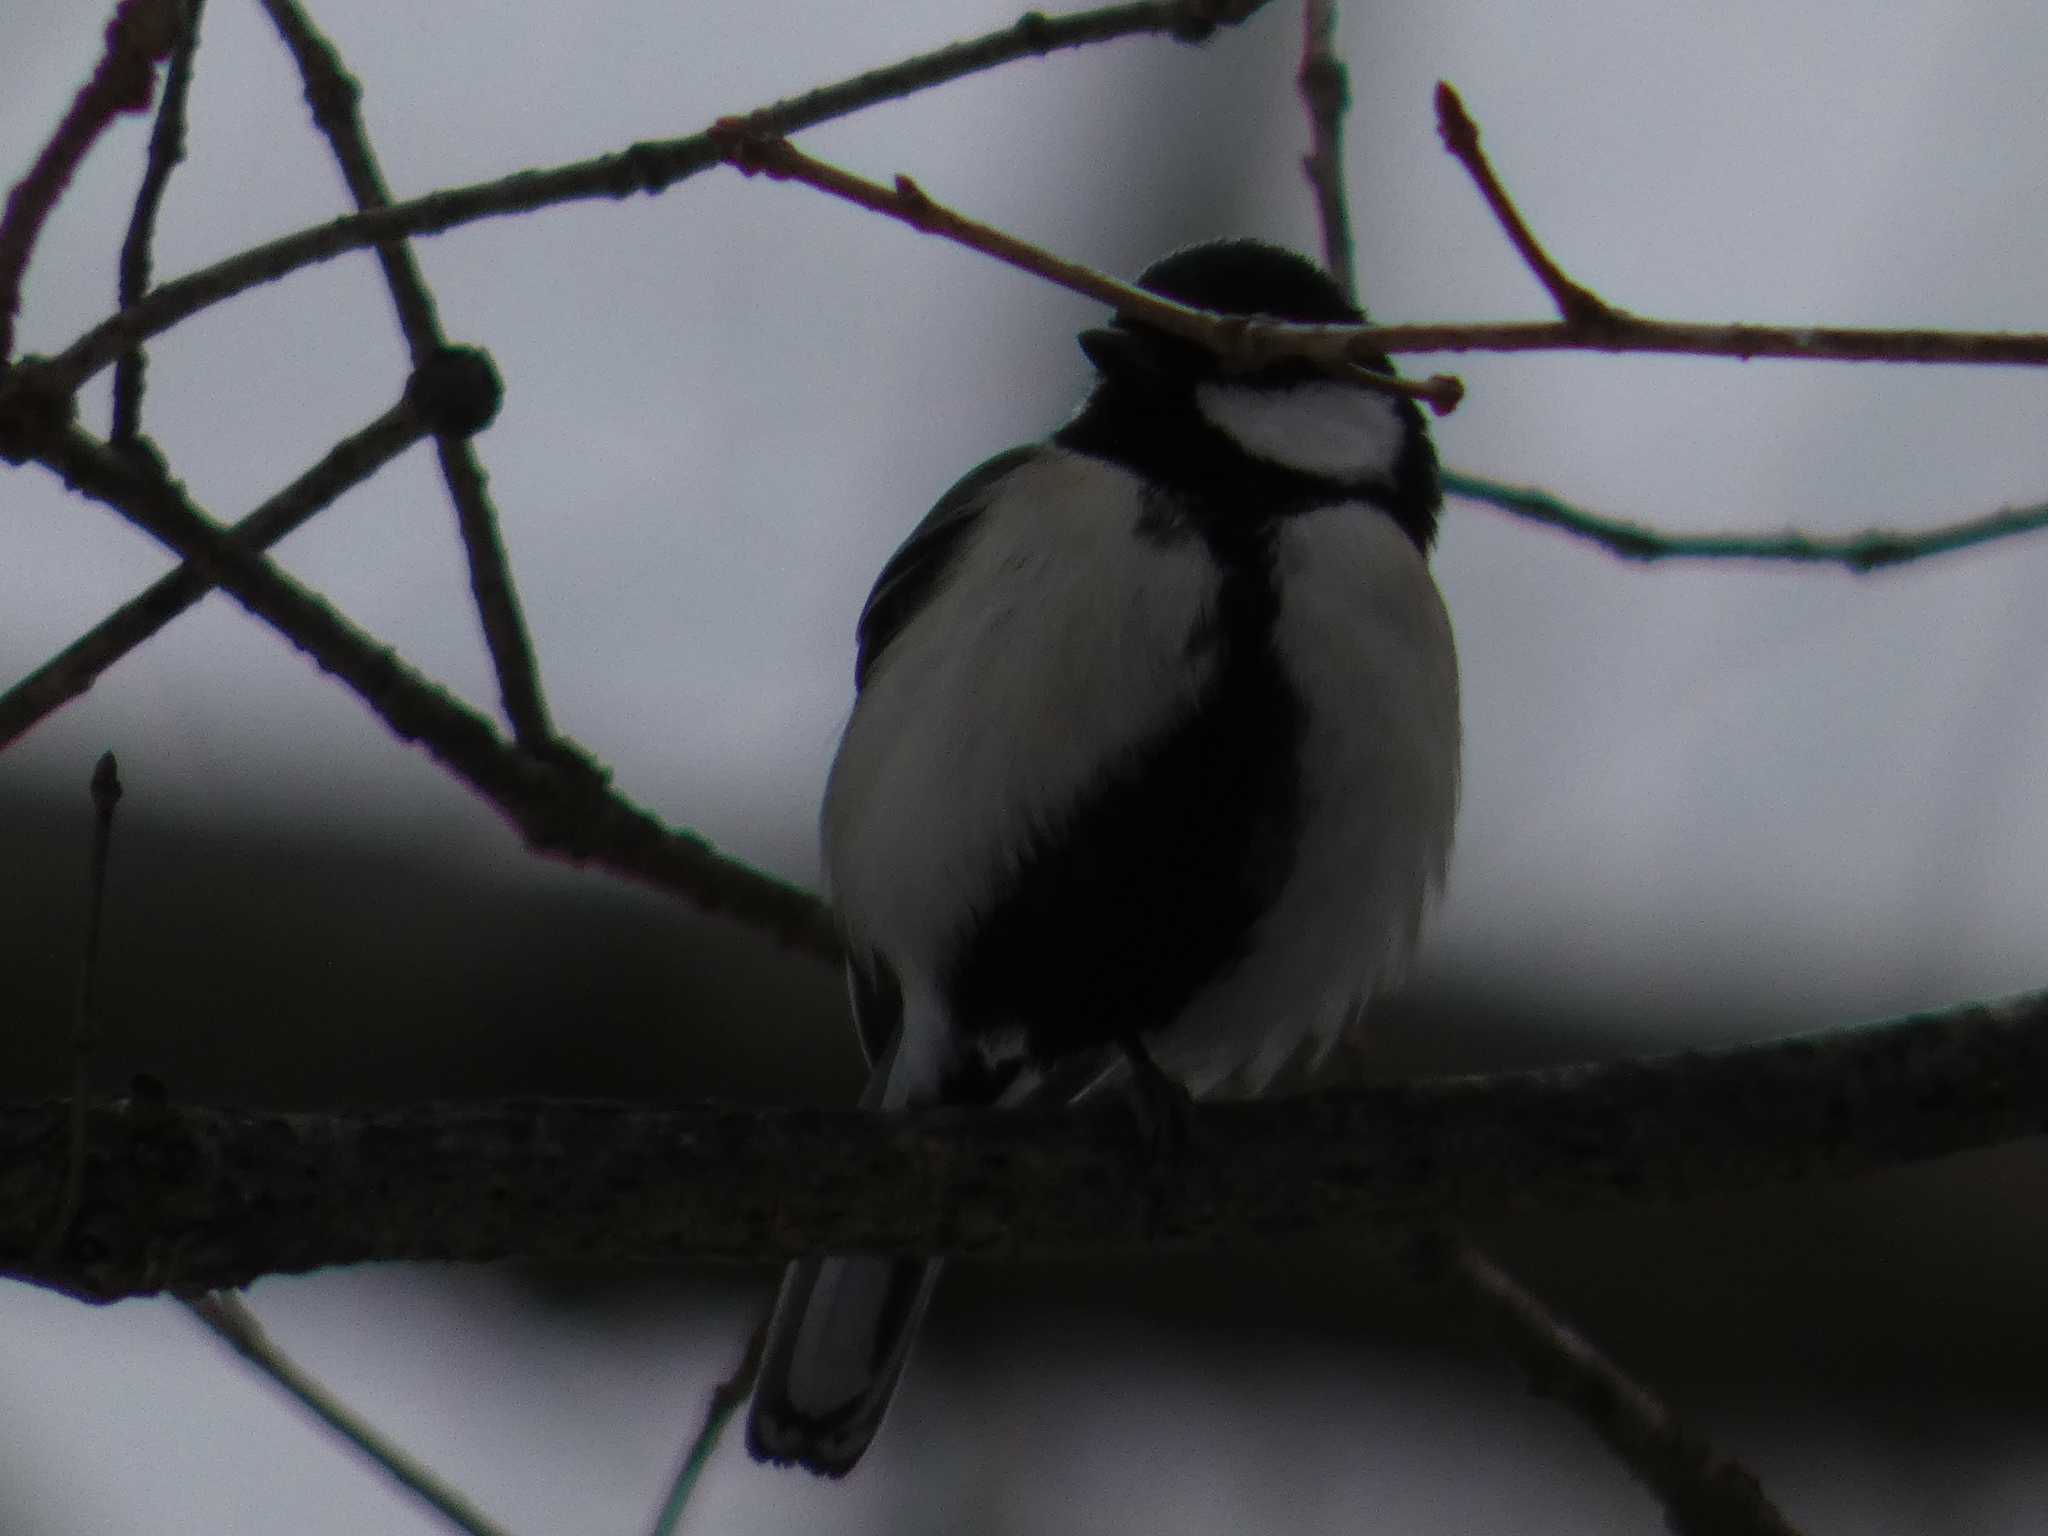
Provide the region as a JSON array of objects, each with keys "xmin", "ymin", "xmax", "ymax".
[{"xmin": 853, "ymin": 445, "xmax": 1041, "ymax": 691}]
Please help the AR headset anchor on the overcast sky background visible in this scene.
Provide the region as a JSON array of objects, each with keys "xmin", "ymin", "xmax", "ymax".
[{"xmin": 4, "ymin": 2, "xmax": 2046, "ymax": 1532}]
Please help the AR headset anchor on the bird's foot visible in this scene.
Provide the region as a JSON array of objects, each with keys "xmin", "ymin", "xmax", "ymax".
[{"xmin": 1119, "ymin": 1033, "xmax": 1195, "ymax": 1166}]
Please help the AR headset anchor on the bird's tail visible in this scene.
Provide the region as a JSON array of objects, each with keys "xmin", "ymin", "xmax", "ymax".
[
  {"xmin": 746, "ymin": 1024, "xmax": 943, "ymax": 1477},
  {"xmin": 745, "ymin": 1247, "xmax": 942, "ymax": 1476}
]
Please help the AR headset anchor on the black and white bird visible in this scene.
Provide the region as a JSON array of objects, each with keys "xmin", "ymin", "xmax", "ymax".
[{"xmin": 747, "ymin": 239, "xmax": 1460, "ymax": 1476}]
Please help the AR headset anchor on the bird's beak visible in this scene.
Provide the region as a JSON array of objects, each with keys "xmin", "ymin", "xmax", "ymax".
[{"xmin": 1077, "ymin": 325, "xmax": 1185, "ymax": 384}]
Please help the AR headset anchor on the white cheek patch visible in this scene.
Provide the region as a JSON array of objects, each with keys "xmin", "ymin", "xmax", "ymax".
[{"xmin": 1196, "ymin": 380, "xmax": 1407, "ymax": 481}]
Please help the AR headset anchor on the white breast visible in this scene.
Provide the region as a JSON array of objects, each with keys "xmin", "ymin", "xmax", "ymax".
[
  {"xmin": 826, "ymin": 463, "xmax": 1458, "ymax": 1101},
  {"xmin": 824, "ymin": 451, "xmax": 1219, "ymax": 985},
  {"xmin": 1152, "ymin": 503, "xmax": 1460, "ymax": 1093}
]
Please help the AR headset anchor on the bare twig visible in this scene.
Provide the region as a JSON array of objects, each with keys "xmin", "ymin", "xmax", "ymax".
[
  {"xmin": 6, "ymin": 986, "xmax": 2044, "ymax": 1302},
  {"xmin": 711, "ymin": 126, "xmax": 1466, "ymax": 414},
  {"xmin": 111, "ymin": 0, "xmax": 205, "ymax": 448},
  {"xmin": 186, "ymin": 1292, "xmax": 520, "ymax": 1536},
  {"xmin": 257, "ymin": 0, "xmax": 555, "ymax": 751},
  {"xmin": 36, "ymin": 752, "xmax": 124, "ymax": 1264},
  {"xmin": 1420, "ymin": 80, "xmax": 1802, "ymax": 1505},
  {"xmin": 15, "ymin": 417, "xmax": 838, "ymax": 955},
  {"xmin": 0, "ymin": 396, "xmax": 431, "ymax": 749},
  {"xmin": 1294, "ymin": 50, "xmax": 1786, "ymax": 1536},
  {"xmin": 1433, "ymin": 81, "xmax": 1611, "ymax": 324},
  {"xmin": 255, "ymin": 0, "xmax": 442, "ymax": 349},
  {"xmin": 14, "ymin": 0, "xmax": 1272, "ymax": 400},
  {"xmin": 10, "ymin": 22, "xmax": 2046, "ymax": 419},
  {"xmin": 1339, "ymin": 314, "xmax": 2048, "ymax": 364},
  {"xmin": 1444, "ymin": 470, "xmax": 2048, "ymax": 571},
  {"xmin": 1296, "ymin": 0, "xmax": 1354, "ymax": 301},
  {"xmin": 647, "ymin": 1315, "xmax": 769, "ymax": 1536},
  {"xmin": 0, "ymin": 0, "xmax": 181, "ymax": 361},
  {"xmin": 710, "ymin": 120, "xmax": 2048, "ymax": 399},
  {"xmin": 1443, "ymin": 1238, "xmax": 1804, "ymax": 1536}
]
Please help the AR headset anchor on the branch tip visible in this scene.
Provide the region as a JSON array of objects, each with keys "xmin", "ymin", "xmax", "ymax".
[
  {"xmin": 1418, "ymin": 373, "xmax": 1464, "ymax": 415},
  {"xmin": 1431, "ymin": 79, "xmax": 1612, "ymax": 325},
  {"xmin": 1433, "ymin": 79, "xmax": 1477, "ymax": 159},
  {"xmin": 91, "ymin": 750, "xmax": 124, "ymax": 810}
]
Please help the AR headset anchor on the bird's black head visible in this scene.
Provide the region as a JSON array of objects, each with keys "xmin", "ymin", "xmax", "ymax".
[{"xmin": 1055, "ymin": 239, "xmax": 1439, "ymax": 551}]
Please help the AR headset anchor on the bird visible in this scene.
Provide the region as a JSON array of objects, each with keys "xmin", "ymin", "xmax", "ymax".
[{"xmin": 746, "ymin": 238, "xmax": 1460, "ymax": 1477}]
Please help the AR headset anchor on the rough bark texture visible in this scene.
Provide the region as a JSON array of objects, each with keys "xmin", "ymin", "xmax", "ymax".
[{"xmin": 5, "ymin": 989, "xmax": 2044, "ymax": 1303}]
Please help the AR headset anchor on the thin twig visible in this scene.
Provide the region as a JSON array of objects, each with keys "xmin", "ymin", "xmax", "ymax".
[
  {"xmin": 110, "ymin": 0, "xmax": 205, "ymax": 448},
  {"xmin": 8, "ymin": 985, "xmax": 2045, "ymax": 1301},
  {"xmin": 185, "ymin": 1292, "xmax": 519, "ymax": 1536},
  {"xmin": 35, "ymin": 751, "xmax": 123, "ymax": 1264},
  {"xmin": 15, "ymin": 0, "xmax": 1272, "ymax": 399},
  {"xmin": 1314, "ymin": 314, "xmax": 2048, "ymax": 364},
  {"xmin": 711, "ymin": 126, "xmax": 1465, "ymax": 414},
  {"xmin": 1444, "ymin": 470, "xmax": 2048, "ymax": 571},
  {"xmin": 12, "ymin": 27, "xmax": 2048, "ymax": 412},
  {"xmin": 111, "ymin": 0, "xmax": 204, "ymax": 444},
  {"xmin": 14, "ymin": 418, "xmax": 839, "ymax": 956},
  {"xmin": 0, "ymin": 396, "xmax": 431, "ymax": 750},
  {"xmin": 1433, "ymin": 81, "xmax": 1611, "ymax": 323},
  {"xmin": 1442, "ymin": 1237, "xmax": 1805, "ymax": 1536},
  {"xmin": 646, "ymin": 1315, "xmax": 769, "ymax": 1536},
  {"xmin": 1295, "ymin": 0, "xmax": 1354, "ymax": 302},
  {"xmin": 257, "ymin": 0, "xmax": 555, "ymax": 751},
  {"xmin": 255, "ymin": 0, "xmax": 442, "ymax": 349},
  {"xmin": 1303, "ymin": 56, "xmax": 1783, "ymax": 1536},
  {"xmin": 0, "ymin": 0, "xmax": 182, "ymax": 361}
]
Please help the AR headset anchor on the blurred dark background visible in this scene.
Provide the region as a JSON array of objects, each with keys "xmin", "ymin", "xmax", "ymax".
[{"xmin": 5, "ymin": 780, "xmax": 2045, "ymax": 1534}]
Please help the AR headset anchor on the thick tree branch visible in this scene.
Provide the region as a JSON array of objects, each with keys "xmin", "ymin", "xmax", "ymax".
[{"xmin": 4, "ymin": 987, "xmax": 2043, "ymax": 1303}]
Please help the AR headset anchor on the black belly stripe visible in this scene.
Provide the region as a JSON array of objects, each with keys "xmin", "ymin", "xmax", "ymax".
[{"xmin": 941, "ymin": 502, "xmax": 1303, "ymax": 1069}]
